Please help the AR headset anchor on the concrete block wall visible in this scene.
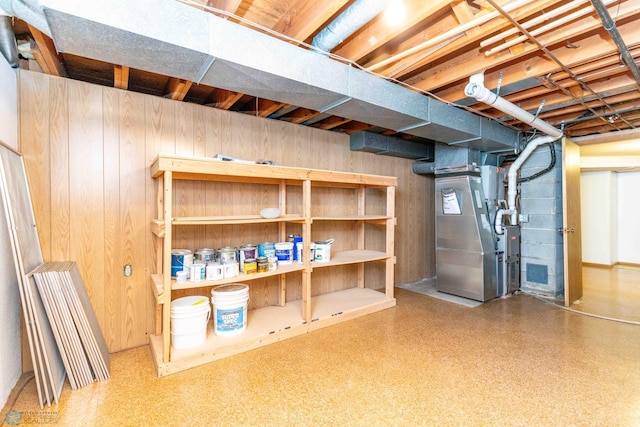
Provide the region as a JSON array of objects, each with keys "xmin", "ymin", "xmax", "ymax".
[{"xmin": 518, "ymin": 141, "xmax": 564, "ymax": 298}]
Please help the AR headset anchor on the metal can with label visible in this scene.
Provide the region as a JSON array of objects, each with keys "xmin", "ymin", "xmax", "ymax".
[
  {"xmin": 257, "ymin": 256, "xmax": 268, "ymax": 273},
  {"xmin": 244, "ymin": 258, "xmax": 257, "ymax": 274},
  {"xmin": 218, "ymin": 246, "xmax": 237, "ymax": 264},
  {"xmin": 195, "ymin": 248, "xmax": 216, "ymax": 265}
]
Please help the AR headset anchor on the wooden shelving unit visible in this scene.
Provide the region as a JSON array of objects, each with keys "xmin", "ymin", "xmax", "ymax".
[{"xmin": 149, "ymin": 153, "xmax": 397, "ymax": 376}]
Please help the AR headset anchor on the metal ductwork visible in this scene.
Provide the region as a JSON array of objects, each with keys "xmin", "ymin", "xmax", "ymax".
[
  {"xmin": 0, "ymin": 11, "xmax": 18, "ymax": 67},
  {"xmin": 350, "ymin": 131, "xmax": 434, "ymax": 160},
  {"xmin": 0, "ymin": 0, "xmax": 50, "ymax": 36},
  {"xmin": 24, "ymin": 0, "xmax": 520, "ymax": 152},
  {"xmin": 312, "ymin": 0, "xmax": 390, "ymax": 53}
]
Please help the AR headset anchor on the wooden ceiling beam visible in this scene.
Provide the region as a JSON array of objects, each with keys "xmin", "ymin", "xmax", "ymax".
[
  {"xmin": 407, "ymin": 2, "xmax": 640, "ymax": 94},
  {"xmin": 335, "ymin": 0, "xmax": 452, "ymax": 61},
  {"xmin": 314, "ymin": 116, "xmax": 352, "ymax": 130},
  {"xmin": 28, "ymin": 24, "xmax": 67, "ymax": 77},
  {"xmin": 164, "ymin": 78, "xmax": 193, "ymax": 101},
  {"xmin": 114, "ymin": 65, "xmax": 129, "ymax": 90},
  {"xmin": 207, "ymin": 0, "xmax": 243, "ymax": 15},
  {"xmin": 257, "ymin": 99, "xmax": 287, "ymax": 118},
  {"xmin": 364, "ymin": 0, "xmax": 558, "ymax": 77},
  {"xmin": 450, "ymin": 0, "xmax": 481, "ymax": 38},
  {"xmin": 281, "ymin": 108, "xmax": 319, "ymax": 124},
  {"xmin": 436, "ymin": 19, "xmax": 640, "ymax": 104},
  {"xmin": 204, "ymin": 89, "xmax": 243, "ymax": 110}
]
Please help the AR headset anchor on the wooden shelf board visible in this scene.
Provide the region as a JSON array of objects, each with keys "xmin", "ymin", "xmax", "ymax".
[
  {"xmin": 173, "ymin": 214, "xmax": 305, "ymax": 226},
  {"xmin": 311, "ymin": 215, "xmax": 390, "ymax": 222},
  {"xmin": 148, "ymin": 287, "xmax": 396, "ymax": 376},
  {"xmin": 151, "ymin": 154, "xmax": 397, "ymax": 187},
  {"xmin": 151, "ymin": 262, "xmax": 306, "ymax": 303},
  {"xmin": 311, "ymin": 250, "xmax": 389, "ymax": 268}
]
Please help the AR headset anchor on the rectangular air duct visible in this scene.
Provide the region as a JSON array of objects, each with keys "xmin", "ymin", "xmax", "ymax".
[
  {"xmin": 40, "ymin": 0, "xmax": 519, "ymax": 151},
  {"xmin": 350, "ymin": 131, "xmax": 434, "ymax": 160}
]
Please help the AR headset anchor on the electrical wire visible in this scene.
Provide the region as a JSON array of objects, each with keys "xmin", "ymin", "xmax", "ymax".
[{"xmin": 518, "ymin": 142, "xmax": 556, "ymax": 183}]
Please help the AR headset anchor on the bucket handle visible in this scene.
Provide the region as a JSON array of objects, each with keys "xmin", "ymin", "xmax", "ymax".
[{"xmin": 316, "ymin": 238, "xmax": 335, "ymax": 245}]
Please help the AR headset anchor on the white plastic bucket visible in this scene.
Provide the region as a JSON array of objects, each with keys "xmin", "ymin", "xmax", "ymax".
[
  {"xmin": 170, "ymin": 295, "xmax": 210, "ymax": 349},
  {"xmin": 211, "ymin": 284, "xmax": 250, "ymax": 337},
  {"xmin": 275, "ymin": 242, "xmax": 293, "ymax": 264},
  {"xmin": 314, "ymin": 239, "xmax": 334, "ymax": 262}
]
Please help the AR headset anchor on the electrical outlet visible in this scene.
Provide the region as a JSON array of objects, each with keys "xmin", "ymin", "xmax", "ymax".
[
  {"xmin": 519, "ymin": 213, "xmax": 529, "ymax": 223},
  {"xmin": 123, "ymin": 264, "xmax": 132, "ymax": 277}
]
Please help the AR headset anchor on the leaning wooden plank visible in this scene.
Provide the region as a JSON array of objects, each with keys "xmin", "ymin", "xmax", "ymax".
[
  {"xmin": 44, "ymin": 268, "xmax": 93, "ymax": 388},
  {"xmin": 67, "ymin": 263, "xmax": 110, "ymax": 377},
  {"xmin": 17, "ymin": 271, "xmax": 46, "ymax": 408},
  {"xmin": 25, "ymin": 271, "xmax": 66, "ymax": 405},
  {"xmin": 58, "ymin": 268, "xmax": 108, "ymax": 381},
  {"xmin": 32, "ymin": 269, "xmax": 77, "ymax": 391},
  {"xmin": 41, "ymin": 266, "xmax": 85, "ymax": 388},
  {"xmin": 0, "ymin": 144, "xmax": 47, "ymax": 408}
]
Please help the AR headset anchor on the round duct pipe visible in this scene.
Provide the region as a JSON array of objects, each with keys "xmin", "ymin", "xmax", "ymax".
[
  {"xmin": 0, "ymin": 14, "xmax": 18, "ymax": 68},
  {"xmin": 312, "ymin": 0, "xmax": 391, "ymax": 53}
]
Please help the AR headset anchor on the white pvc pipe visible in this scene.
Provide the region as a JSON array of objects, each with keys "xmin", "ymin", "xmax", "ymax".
[
  {"xmin": 464, "ymin": 73, "xmax": 563, "ymax": 139},
  {"xmin": 484, "ymin": 0, "xmax": 616, "ymax": 57},
  {"xmin": 480, "ymin": 0, "xmax": 590, "ymax": 48},
  {"xmin": 366, "ymin": 0, "xmax": 535, "ymax": 72},
  {"xmin": 464, "ymin": 73, "xmax": 562, "ymax": 232}
]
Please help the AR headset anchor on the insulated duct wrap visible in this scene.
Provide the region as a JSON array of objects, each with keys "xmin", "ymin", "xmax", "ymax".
[{"xmin": 312, "ymin": 0, "xmax": 390, "ymax": 52}]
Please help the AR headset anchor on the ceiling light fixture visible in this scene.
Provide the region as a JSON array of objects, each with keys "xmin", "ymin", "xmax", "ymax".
[{"xmin": 383, "ymin": 0, "xmax": 406, "ymax": 27}]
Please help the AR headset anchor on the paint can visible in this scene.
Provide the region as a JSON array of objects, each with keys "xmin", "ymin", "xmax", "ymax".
[
  {"xmin": 239, "ymin": 245, "xmax": 257, "ymax": 272},
  {"xmin": 243, "ymin": 258, "xmax": 257, "ymax": 274},
  {"xmin": 267, "ymin": 256, "xmax": 278, "ymax": 272},
  {"xmin": 288, "ymin": 235, "xmax": 302, "ymax": 261},
  {"xmin": 257, "ymin": 256, "xmax": 268, "ymax": 273},
  {"xmin": 258, "ymin": 242, "xmax": 276, "ymax": 258},
  {"xmin": 275, "ymin": 242, "xmax": 293, "ymax": 264},
  {"xmin": 171, "ymin": 249, "xmax": 193, "ymax": 277},
  {"xmin": 195, "ymin": 248, "xmax": 216, "ymax": 265},
  {"xmin": 218, "ymin": 246, "xmax": 237, "ymax": 264},
  {"xmin": 211, "ymin": 284, "xmax": 249, "ymax": 337}
]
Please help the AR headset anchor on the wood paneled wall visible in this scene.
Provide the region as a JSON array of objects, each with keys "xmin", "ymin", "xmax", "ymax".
[{"xmin": 18, "ymin": 70, "xmax": 435, "ymax": 352}]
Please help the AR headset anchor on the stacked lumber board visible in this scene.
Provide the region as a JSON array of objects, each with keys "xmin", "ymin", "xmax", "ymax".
[
  {"xmin": 31, "ymin": 262, "xmax": 110, "ymax": 388},
  {"xmin": 0, "ymin": 143, "xmax": 109, "ymax": 408}
]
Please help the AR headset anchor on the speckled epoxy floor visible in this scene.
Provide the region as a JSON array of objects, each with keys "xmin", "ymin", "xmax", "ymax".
[{"xmin": 4, "ymin": 288, "xmax": 640, "ymax": 426}]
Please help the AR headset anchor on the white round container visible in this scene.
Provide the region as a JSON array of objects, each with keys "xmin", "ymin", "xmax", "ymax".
[
  {"xmin": 275, "ymin": 242, "xmax": 293, "ymax": 264},
  {"xmin": 170, "ymin": 295, "xmax": 210, "ymax": 349},
  {"xmin": 314, "ymin": 239, "xmax": 334, "ymax": 262},
  {"xmin": 211, "ymin": 284, "xmax": 249, "ymax": 337}
]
